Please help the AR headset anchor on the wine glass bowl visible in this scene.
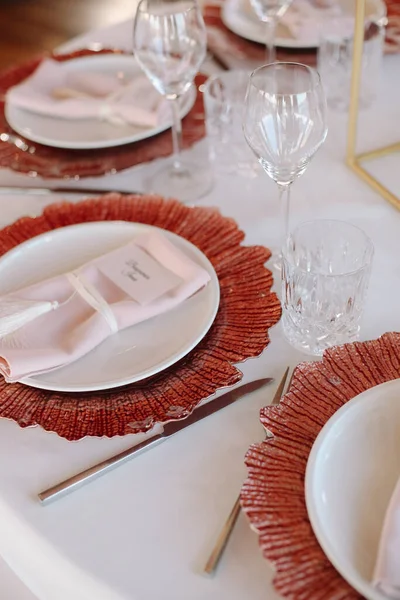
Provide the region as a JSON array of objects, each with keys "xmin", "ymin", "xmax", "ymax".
[
  {"xmin": 133, "ymin": 0, "xmax": 207, "ymax": 99},
  {"xmin": 243, "ymin": 63, "xmax": 328, "ymax": 186},
  {"xmin": 133, "ymin": 0, "xmax": 213, "ymax": 202},
  {"xmin": 243, "ymin": 62, "xmax": 328, "ymax": 251},
  {"xmin": 249, "ymin": 0, "xmax": 291, "ymax": 23}
]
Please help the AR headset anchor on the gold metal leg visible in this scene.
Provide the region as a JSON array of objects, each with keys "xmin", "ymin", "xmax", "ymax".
[
  {"xmin": 346, "ymin": 0, "xmax": 366, "ymax": 164},
  {"xmin": 347, "ymin": 159, "xmax": 400, "ymax": 210},
  {"xmin": 357, "ymin": 142, "xmax": 400, "ymax": 162},
  {"xmin": 345, "ymin": 0, "xmax": 399, "ymax": 209}
]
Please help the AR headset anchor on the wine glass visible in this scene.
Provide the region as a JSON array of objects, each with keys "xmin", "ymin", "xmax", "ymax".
[
  {"xmin": 133, "ymin": 0, "xmax": 212, "ymax": 202},
  {"xmin": 249, "ymin": 0, "xmax": 293, "ymax": 63},
  {"xmin": 243, "ymin": 62, "xmax": 328, "ymax": 256}
]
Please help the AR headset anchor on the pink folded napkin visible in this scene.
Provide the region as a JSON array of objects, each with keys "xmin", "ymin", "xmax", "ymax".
[
  {"xmin": 373, "ymin": 476, "xmax": 400, "ymax": 598},
  {"xmin": 6, "ymin": 58, "xmax": 167, "ymax": 127},
  {"xmin": 0, "ymin": 231, "xmax": 211, "ymax": 382}
]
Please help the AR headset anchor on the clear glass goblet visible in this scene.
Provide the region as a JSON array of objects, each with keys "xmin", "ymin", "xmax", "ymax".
[
  {"xmin": 133, "ymin": 0, "xmax": 212, "ymax": 202},
  {"xmin": 243, "ymin": 62, "xmax": 328, "ymax": 258},
  {"xmin": 249, "ymin": 0, "xmax": 293, "ymax": 63}
]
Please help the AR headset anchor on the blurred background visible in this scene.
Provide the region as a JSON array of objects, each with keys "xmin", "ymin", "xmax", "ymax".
[{"xmin": 0, "ymin": 0, "xmax": 134, "ymax": 69}]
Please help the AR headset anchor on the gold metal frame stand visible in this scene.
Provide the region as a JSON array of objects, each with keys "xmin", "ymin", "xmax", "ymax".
[{"xmin": 346, "ymin": 0, "xmax": 400, "ymax": 210}]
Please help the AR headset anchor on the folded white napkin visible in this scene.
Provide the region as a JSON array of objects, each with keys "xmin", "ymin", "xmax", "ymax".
[
  {"xmin": 6, "ymin": 58, "xmax": 167, "ymax": 127},
  {"xmin": 373, "ymin": 476, "xmax": 400, "ymax": 598}
]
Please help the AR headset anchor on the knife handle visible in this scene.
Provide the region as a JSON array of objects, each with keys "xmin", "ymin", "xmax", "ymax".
[{"xmin": 38, "ymin": 433, "xmax": 164, "ymax": 504}]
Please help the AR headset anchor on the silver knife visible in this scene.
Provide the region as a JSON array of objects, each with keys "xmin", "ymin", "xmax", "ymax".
[
  {"xmin": 0, "ymin": 186, "xmax": 143, "ymax": 196},
  {"xmin": 38, "ymin": 377, "xmax": 273, "ymax": 505}
]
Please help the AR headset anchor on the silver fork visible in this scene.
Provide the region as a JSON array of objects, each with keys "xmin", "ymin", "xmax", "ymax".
[{"xmin": 204, "ymin": 366, "xmax": 292, "ymax": 575}]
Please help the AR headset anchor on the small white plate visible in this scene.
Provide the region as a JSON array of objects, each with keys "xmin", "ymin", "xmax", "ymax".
[
  {"xmin": 5, "ymin": 54, "xmax": 196, "ymax": 150},
  {"xmin": 305, "ymin": 379, "xmax": 400, "ymax": 600},
  {"xmin": 222, "ymin": 0, "xmax": 386, "ymax": 49},
  {"xmin": 0, "ymin": 222, "xmax": 220, "ymax": 393}
]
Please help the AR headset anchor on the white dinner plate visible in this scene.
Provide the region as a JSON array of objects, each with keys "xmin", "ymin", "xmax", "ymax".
[
  {"xmin": 305, "ymin": 379, "xmax": 400, "ymax": 600},
  {"xmin": 5, "ymin": 54, "xmax": 196, "ymax": 150},
  {"xmin": 0, "ymin": 222, "xmax": 220, "ymax": 393},
  {"xmin": 222, "ymin": 0, "xmax": 386, "ymax": 49}
]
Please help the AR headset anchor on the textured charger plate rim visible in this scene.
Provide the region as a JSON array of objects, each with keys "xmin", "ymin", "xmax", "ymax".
[
  {"xmin": 241, "ymin": 332, "xmax": 400, "ymax": 600},
  {"xmin": 0, "ymin": 194, "xmax": 281, "ymax": 440},
  {"xmin": 305, "ymin": 379, "xmax": 398, "ymax": 600},
  {"xmin": 0, "ymin": 220, "xmax": 220, "ymax": 393},
  {"xmin": 5, "ymin": 54, "xmax": 196, "ymax": 150}
]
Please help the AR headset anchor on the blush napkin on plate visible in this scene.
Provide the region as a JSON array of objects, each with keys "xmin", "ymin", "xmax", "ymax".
[
  {"xmin": 0, "ymin": 231, "xmax": 211, "ymax": 382},
  {"xmin": 373, "ymin": 476, "xmax": 400, "ymax": 598},
  {"xmin": 6, "ymin": 58, "xmax": 166, "ymax": 127}
]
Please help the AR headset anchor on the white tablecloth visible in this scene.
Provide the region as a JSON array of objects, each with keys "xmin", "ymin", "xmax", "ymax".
[{"xmin": 0, "ymin": 18, "xmax": 399, "ymax": 600}]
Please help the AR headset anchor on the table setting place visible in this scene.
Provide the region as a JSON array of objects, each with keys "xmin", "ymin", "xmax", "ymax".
[{"xmin": 0, "ymin": 0, "xmax": 400, "ymax": 599}]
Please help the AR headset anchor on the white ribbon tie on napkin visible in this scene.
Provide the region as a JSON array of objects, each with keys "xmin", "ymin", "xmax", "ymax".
[{"xmin": 6, "ymin": 58, "xmax": 167, "ymax": 127}]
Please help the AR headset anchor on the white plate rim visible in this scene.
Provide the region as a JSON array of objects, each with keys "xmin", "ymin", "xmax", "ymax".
[
  {"xmin": 0, "ymin": 221, "xmax": 220, "ymax": 393},
  {"xmin": 305, "ymin": 378, "xmax": 400, "ymax": 600},
  {"xmin": 5, "ymin": 54, "xmax": 196, "ymax": 150}
]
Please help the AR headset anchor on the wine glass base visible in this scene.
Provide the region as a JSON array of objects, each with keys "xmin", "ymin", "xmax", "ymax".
[{"xmin": 147, "ymin": 161, "xmax": 213, "ymax": 203}]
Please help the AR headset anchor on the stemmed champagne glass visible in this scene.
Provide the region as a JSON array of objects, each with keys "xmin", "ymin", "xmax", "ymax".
[
  {"xmin": 133, "ymin": 0, "xmax": 212, "ymax": 202},
  {"xmin": 243, "ymin": 62, "xmax": 328, "ymax": 257},
  {"xmin": 249, "ymin": 0, "xmax": 293, "ymax": 63}
]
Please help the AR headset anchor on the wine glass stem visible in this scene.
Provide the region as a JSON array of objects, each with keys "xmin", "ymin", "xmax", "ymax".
[
  {"xmin": 169, "ymin": 97, "xmax": 183, "ymax": 171},
  {"xmin": 278, "ymin": 183, "xmax": 291, "ymax": 245},
  {"xmin": 265, "ymin": 18, "xmax": 276, "ymax": 64}
]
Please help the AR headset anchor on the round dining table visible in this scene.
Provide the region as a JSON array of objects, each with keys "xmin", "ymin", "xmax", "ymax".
[{"xmin": 0, "ymin": 16, "xmax": 399, "ymax": 600}]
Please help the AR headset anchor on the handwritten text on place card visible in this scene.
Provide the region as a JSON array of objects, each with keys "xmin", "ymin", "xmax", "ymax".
[{"xmin": 98, "ymin": 244, "xmax": 182, "ymax": 306}]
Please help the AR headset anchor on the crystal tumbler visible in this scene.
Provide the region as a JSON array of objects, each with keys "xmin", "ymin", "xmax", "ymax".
[
  {"xmin": 317, "ymin": 18, "xmax": 385, "ymax": 111},
  {"xmin": 203, "ymin": 70, "xmax": 260, "ymax": 178},
  {"xmin": 281, "ymin": 220, "xmax": 374, "ymax": 355}
]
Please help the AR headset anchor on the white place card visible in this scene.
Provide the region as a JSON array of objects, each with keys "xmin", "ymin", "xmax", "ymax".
[{"xmin": 98, "ymin": 243, "xmax": 183, "ymax": 306}]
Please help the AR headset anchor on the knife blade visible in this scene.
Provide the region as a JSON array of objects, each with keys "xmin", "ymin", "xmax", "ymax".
[
  {"xmin": 38, "ymin": 377, "xmax": 273, "ymax": 504},
  {"xmin": 0, "ymin": 186, "xmax": 143, "ymax": 196}
]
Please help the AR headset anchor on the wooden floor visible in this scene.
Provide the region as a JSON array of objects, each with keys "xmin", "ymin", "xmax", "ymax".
[{"xmin": 0, "ymin": 0, "xmax": 134, "ymax": 69}]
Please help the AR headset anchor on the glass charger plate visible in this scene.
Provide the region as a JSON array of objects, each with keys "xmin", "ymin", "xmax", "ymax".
[
  {"xmin": 241, "ymin": 332, "xmax": 400, "ymax": 600},
  {"xmin": 306, "ymin": 378, "xmax": 400, "ymax": 600},
  {"xmin": 0, "ymin": 193, "xmax": 281, "ymax": 440}
]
